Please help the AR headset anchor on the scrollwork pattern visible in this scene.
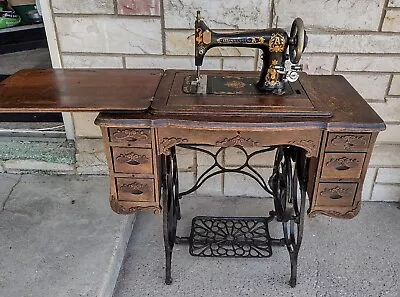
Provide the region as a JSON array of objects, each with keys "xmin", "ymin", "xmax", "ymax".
[
  {"xmin": 159, "ymin": 137, "xmax": 189, "ymax": 155},
  {"xmin": 330, "ymin": 135, "xmax": 369, "ymax": 150},
  {"xmin": 116, "ymin": 152, "xmax": 148, "ymax": 164},
  {"xmin": 215, "ymin": 134, "xmax": 259, "ymax": 147},
  {"xmin": 112, "ymin": 129, "xmax": 149, "ymax": 141}
]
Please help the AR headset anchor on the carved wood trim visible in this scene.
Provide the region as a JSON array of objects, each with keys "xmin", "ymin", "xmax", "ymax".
[
  {"xmin": 112, "ymin": 128, "xmax": 149, "ymax": 141},
  {"xmin": 308, "ymin": 202, "xmax": 361, "ymax": 219},
  {"xmin": 330, "ymin": 135, "xmax": 369, "ymax": 150},
  {"xmin": 320, "ymin": 186, "xmax": 351, "ymax": 198},
  {"xmin": 159, "ymin": 137, "xmax": 188, "ymax": 154},
  {"xmin": 119, "ymin": 181, "xmax": 148, "ymax": 194},
  {"xmin": 110, "ymin": 195, "xmax": 161, "ymax": 214},
  {"xmin": 116, "ymin": 152, "xmax": 149, "ymax": 165},
  {"xmin": 215, "ymin": 133, "xmax": 259, "ymax": 147},
  {"xmin": 288, "ymin": 139, "xmax": 317, "ymax": 157},
  {"xmin": 326, "ymin": 157, "xmax": 359, "ymax": 169}
]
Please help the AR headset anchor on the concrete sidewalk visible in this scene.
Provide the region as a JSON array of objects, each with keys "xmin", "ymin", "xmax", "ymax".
[
  {"xmin": 1, "ymin": 173, "xmax": 399, "ymax": 297},
  {"xmin": 114, "ymin": 196, "xmax": 400, "ymax": 297},
  {"xmin": 0, "ymin": 173, "xmax": 135, "ymax": 297}
]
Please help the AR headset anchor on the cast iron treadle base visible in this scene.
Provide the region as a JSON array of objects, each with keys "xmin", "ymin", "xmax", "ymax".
[{"xmin": 189, "ymin": 216, "xmax": 273, "ymax": 258}]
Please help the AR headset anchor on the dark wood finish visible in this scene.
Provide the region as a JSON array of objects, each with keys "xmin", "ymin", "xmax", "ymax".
[
  {"xmin": 109, "ymin": 128, "xmax": 152, "ymax": 146},
  {"xmin": 156, "ymin": 127, "xmax": 322, "ymax": 157},
  {"xmin": 315, "ymin": 183, "xmax": 358, "ymax": 207},
  {"xmin": 95, "ymin": 71, "xmax": 384, "ymax": 219},
  {"xmin": 320, "ymin": 152, "xmax": 366, "ymax": 179},
  {"xmin": 326, "ymin": 133, "xmax": 371, "ymax": 152},
  {"xmin": 0, "ymin": 68, "xmax": 385, "ymax": 218},
  {"xmin": 0, "ymin": 69, "xmax": 163, "ymax": 112},
  {"xmin": 101, "ymin": 125, "xmax": 161, "ymax": 214},
  {"xmin": 116, "ymin": 178, "xmax": 155, "ymax": 202},
  {"xmin": 152, "ymin": 70, "xmax": 332, "ymax": 117},
  {"xmin": 112, "ymin": 147, "xmax": 153, "ymax": 174}
]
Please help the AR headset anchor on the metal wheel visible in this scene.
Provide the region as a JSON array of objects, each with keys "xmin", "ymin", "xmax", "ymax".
[
  {"xmin": 162, "ymin": 147, "xmax": 180, "ymax": 285},
  {"xmin": 289, "ymin": 18, "xmax": 307, "ymax": 64},
  {"xmin": 269, "ymin": 146, "xmax": 308, "ymax": 287},
  {"xmin": 269, "ymin": 147, "xmax": 293, "ymax": 222}
]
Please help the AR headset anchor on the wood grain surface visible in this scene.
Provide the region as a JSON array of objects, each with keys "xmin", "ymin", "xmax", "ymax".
[{"xmin": 0, "ymin": 69, "xmax": 163, "ymax": 112}]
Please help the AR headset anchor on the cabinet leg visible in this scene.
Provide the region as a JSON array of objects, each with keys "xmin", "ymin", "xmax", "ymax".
[
  {"xmin": 175, "ymin": 197, "xmax": 182, "ymax": 221},
  {"xmin": 164, "ymin": 248, "xmax": 173, "ymax": 285},
  {"xmin": 270, "ymin": 147, "xmax": 308, "ymax": 287},
  {"xmin": 289, "ymin": 252, "xmax": 298, "ymax": 288}
]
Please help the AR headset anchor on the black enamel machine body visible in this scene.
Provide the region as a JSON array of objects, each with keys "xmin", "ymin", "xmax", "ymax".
[{"xmin": 194, "ymin": 11, "xmax": 308, "ymax": 95}]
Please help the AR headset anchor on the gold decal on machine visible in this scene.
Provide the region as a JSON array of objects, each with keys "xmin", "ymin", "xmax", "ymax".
[
  {"xmin": 269, "ymin": 33, "xmax": 285, "ymax": 52},
  {"xmin": 196, "ymin": 28, "xmax": 203, "ymax": 44},
  {"xmin": 266, "ymin": 59, "xmax": 279, "ymax": 86}
]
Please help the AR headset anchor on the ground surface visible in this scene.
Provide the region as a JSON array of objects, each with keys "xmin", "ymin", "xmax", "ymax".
[{"xmin": 114, "ymin": 195, "xmax": 400, "ymax": 297}]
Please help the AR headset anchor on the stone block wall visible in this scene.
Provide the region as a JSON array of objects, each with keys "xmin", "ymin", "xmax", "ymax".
[{"xmin": 39, "ymin": 0, "xmax": 400, "ymax": 201}]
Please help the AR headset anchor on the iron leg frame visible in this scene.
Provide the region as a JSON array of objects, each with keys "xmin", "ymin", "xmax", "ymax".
[
  {"xmin": 161, "ymin": 145, "xmax": 309, "ymax": 287},
  {"xmin": 161, "ymin": 147, "xmax": 180, "ymax": 285}
]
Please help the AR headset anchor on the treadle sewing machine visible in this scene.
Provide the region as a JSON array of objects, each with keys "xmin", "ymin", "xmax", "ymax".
[
  {"xmin": 0, "ymin": 12, "xmax": 385, "ymax": 288},
  {"xmin": 193, "ymin": 11, "xmax": 306, "ymax": 95}
]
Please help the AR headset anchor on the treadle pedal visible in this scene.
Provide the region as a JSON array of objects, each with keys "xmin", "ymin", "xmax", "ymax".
[{"xmin": 189, "ymin": 216, "xmax": 273, "ymax": 258}]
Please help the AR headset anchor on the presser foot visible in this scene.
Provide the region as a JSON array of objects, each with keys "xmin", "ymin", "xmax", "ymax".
[{"xmin": 189, "ymin": 74, "xmax": 208, "ymax": 94}]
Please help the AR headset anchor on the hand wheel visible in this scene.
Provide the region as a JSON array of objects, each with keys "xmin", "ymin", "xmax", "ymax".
[{"xmin": 289, "ymin": 18, "xmax": 308, "ymax": 64}]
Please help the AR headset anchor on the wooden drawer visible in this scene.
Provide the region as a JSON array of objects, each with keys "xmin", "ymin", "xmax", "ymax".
[
  {"xmin": 116, "ymin": 178, "xmax": 154, "ymax": 202},
  {"xmin": 158, "ymin": 127, "xmax": 322, "ymax": 157},
  {"xmin": 112, "ymin": 147, "xmax": 153, "ymax": 174},
  {"xmin": 326, "ymin": 133, "xmax": 370, "ymax": 152},
  {"xmin": 109, "ymin": 128, "xmax": 151, "ymax": 146},
  {"xmin": 321, "ymin": 153, "xmax": 365, "ymax": 179},
  {"xmin": 315, "ymin": 183, "xmax": 358, "ymax": 207}
]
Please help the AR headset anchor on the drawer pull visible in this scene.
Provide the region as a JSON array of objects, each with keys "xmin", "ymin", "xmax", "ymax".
[
  {"xmin": 326, "ymin": 157, "xmax": 359, "ymax": 169},
  {"xmin": 335, "ymin": 165, "xmax": 350, "ymax": 171},
  {"xmin": 328, "ymin": 134, "xmax": 370, "ymax": 151},
  {"xmin": 320, "ymin": 186, "xmax": 351, "ymax": 198},
  {"xmin": 111, "ymin": 129, "xmax": 150, "ymax": 142},
  {"xmin": 120, "ymin": 182, "xmax": 147, "ymax": 194},
  {"xmin": 329, "ymin": 193, "xmax": 343, "ymax": 199},
  {"xmin": 116, "ymin": 153, "xmax": 148, "ymax": 165},
  {"xmin": 317, "ymin": 183, "xmax": 357, "ymax": 207}
]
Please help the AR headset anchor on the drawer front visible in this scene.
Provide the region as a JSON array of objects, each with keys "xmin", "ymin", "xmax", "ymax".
[
  {"xmin": 326, "ymin": 133, "xmax": 370, "ymax": 152},
  {"xmin": 315, "ymin": 183, "xmax": 357, "ymax": 207},
  {"xmin": 113, "ymin": 147, "xmax": 153, "ymax": 174},
  {"xmin": 321, "ymin": 152, "xmax": 365, "ymax": 179},
  {"xmin": 109, "ymin": 128, "xmax": 151, "ymax": 146},
  {"xmin": 158, "ymin": 127, "xmax": 322, "ymax": 157},
  {"xmin": 116, "ymin": 178, "xmax": 154, "ymax": 202}
]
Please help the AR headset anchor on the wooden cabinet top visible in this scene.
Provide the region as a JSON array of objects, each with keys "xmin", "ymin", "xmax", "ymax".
[
  {"xmin": 0, "ymin": 68, "xmax": 385, "ymax": 132},
  {"xmin": 0, "ymin": 69, "xmax": 163, "ymax": 112}
]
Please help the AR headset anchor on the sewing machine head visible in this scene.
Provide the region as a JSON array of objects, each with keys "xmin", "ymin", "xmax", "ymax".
[{"xmin": 194, "ymin": 11, "xmax": 307, "ymax": 95}]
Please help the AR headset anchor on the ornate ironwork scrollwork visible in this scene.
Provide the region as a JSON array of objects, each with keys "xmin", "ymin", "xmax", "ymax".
[
  {"xmin": 160, "ymin": 143, "xmax": 309, "ymax": 287},
  {"xmin": 268, "ymin": 146, "xmax": 309, "ymax": 287},
  {"xmin": 178, "ymin": 144, "xmax": 276, "ymax": 197}
]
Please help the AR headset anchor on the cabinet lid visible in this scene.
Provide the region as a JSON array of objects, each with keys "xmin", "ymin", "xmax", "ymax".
[
  {"xmin": 0, "ymin": 69, "xmax": 163, "ymax": 112},
  {"xmin": 151, "ymin": 70, "xmax": 333, "ymax": 117}
]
